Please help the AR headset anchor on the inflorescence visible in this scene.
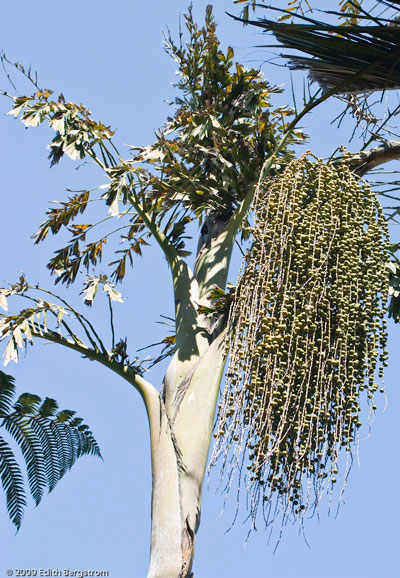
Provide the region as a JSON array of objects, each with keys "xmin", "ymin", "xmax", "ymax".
[{"xmin": 213, "ymin": 153, "xmax": 389, "ymax": 530}]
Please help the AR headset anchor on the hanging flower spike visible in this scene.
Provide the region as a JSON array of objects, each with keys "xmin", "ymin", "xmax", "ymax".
[{"xmin": 213, "ymin": 153, "xmax": 389, "ymax": 531}]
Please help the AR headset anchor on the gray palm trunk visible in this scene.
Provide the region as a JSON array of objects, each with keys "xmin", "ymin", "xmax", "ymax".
[{"xmin": 142, "ymin": 214, "xmax": 235, "ymax": 577}]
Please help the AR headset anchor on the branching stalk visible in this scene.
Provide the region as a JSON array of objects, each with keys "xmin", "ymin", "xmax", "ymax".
[{"xmin": 108, "ymin": 296, "xmax": 115, "ymax": 350}]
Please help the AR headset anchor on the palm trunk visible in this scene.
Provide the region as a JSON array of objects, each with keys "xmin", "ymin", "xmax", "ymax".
[
  {"xmin": 146, "ymin": 408, "xmax": 189, "ymax": 578},
  {"xmin": 146, "ymin": 213, "xmax": 234, "ymax": 577},
  {"xmin": 147, "ymin": 331, "xmax": 226, "ymax": 577}
]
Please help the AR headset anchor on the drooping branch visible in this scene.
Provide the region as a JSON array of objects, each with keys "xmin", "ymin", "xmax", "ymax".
[
  {"xmin": 28, "ymin": 284, "xmax": 107, "ymax": 354},
  {"xmin": 348, "ymin": 139, "xmax": 400, "ymax": 176},
  {"xmin": 30, "ymin": 328, "xmax": 156, "ymax": 401},
  {"xmin": 0, "ymin": 282, "xmax": 159, "ymax": 423},
  {"xmin": 25, "ymin": 327, "xmax": 162, "ymax": 441}
]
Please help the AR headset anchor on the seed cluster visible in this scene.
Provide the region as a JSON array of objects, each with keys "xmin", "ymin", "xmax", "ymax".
[{"xmin": 213, "ymin": 154, "xmax": 389, "ymax": 528}]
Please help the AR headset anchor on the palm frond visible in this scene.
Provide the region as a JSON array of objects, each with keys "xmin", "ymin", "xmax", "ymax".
[
  {"xmin": 241, "ymin": 6, "xmax": 400, "ymax": 94},
  {"xmin": 0, "ymin": 372, "xmax": 101, "ymax": 529}
]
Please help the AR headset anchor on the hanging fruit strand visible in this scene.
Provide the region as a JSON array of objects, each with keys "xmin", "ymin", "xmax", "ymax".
[{"xmin": 212, "ymin": 153, "xmax": 389, "ymax": 532}]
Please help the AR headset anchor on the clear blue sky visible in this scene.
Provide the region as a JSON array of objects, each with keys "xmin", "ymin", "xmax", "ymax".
[{"xmin": 0, "ymin": 2, "xmax": 399, "ymax": 577}]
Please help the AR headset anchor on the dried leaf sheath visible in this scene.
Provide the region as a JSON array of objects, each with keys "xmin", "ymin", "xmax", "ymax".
[{"xmin": 212, "ymin": 154, "xmax": 389, "ymax": 527}]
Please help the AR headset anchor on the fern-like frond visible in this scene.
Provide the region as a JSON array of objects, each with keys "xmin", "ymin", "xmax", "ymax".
[
  {"xmin": 14, "ymin": 393, "xmax": 42, "ymax": 415},
  {"xmin": 47, "ymin": 419, "xmax": 69, "ymax": 480},
  {"xmin": 69, "ymin": 418, "xmax": 102, "ymax": 459},
  {"xmin": 57, "ymin": 419, "xmax": 78, "ymax": 472},
  {"xmin": 29, "ymin": 417, "xmax": 60, "ymax": 492},
  {"xmin": 0, "ymin": 371, "xmax": 101, "ymax": 528},
  {"xmin": 0, "ymin": 371, "xmax": 16, "ymax": 417},
  {"xmin": 3, "ymin": 415, "xmax": 47, "ymax": 506},
  {"xmin": 0, "ymin": 435, "xmax": 26, "ymax": 530},
  {"xmin": 38, "ymin": 396, "xmax": 59, "ymax": 418}
]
